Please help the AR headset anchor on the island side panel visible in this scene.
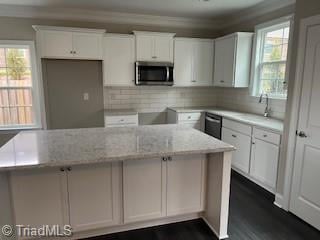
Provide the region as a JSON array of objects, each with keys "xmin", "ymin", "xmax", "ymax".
[{"xmin": 204, "ymin": 152, "xmax": 232, "ymax": 239}]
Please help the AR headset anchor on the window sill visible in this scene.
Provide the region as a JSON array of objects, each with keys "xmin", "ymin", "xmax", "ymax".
[
  {"xmin": 0, "ymin": 126, "xmax": 41, "ymax": 133},
  {"xmin": 252, "ymin": 95, "xmax": 288, "ymax": 100}
]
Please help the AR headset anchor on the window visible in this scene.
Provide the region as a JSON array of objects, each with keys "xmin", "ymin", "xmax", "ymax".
[
  {"xmin": 251, "ymin": 16, "xmax": 292, "ymax": 99},
  {"xmin": 0, "ymin": 41, "xmax": 41, "ymax": 129}
]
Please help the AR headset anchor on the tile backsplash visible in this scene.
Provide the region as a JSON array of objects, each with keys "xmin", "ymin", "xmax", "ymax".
[{"xmin": 104, "ymin": 87, "xmax": 287, "ymax": 120}]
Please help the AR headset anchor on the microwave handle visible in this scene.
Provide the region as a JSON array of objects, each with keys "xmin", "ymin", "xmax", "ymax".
[{"xmin": 166, "ymin": 66, "xmax": 170, "ymax": 82}]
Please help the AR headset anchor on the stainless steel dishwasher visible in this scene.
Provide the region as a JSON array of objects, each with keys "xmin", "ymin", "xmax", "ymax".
[{"xmin": 205, "ymin": 113, "xmax": 222, "ymax": 139}]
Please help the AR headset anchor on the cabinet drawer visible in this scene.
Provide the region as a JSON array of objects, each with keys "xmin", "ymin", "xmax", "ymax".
[
  {"xmin": 179, "ymin": 121, "xmax": 200, "ymax": 130},
  {"xmin": 105, "ymin": 115, "xmax": 138, "ymax": 126},
  {"xmin": 222, "ymin": 119, "xmax": 252, "ymax": 136},
  {"xmin": 253, "ymin": 128, "xmax": 281, "ymax": 145},
  {"xmin": 178, "ymin": 112, "xmax": 201, "ymax": 122}
]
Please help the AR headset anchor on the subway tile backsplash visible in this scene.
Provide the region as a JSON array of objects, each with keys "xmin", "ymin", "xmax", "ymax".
[{"xmin": 104, "ymin": 87, "xmax": 287, "ymax": 120}]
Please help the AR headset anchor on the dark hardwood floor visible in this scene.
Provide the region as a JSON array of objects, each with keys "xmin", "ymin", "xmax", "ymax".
[{"xmin": 84, "ymin": 171, "xmax": 320, "ymax": 240}]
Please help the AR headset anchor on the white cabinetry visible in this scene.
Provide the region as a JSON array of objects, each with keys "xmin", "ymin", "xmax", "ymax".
[
  {"xmin": 103, "ymin": 34, "xmax": 135, "ymax": 86},
  {"xmin": 123, "ymin": 155, "xmax": 206, "ymax": 223},
  {"xmin": 133, "ymin": 31, "xmax": 175, "ymax": 62},
  {"xmin": 250, "ymin": 128, "xmax": 280, "ymax": 191},
  {"xmin": 213, "ymin": 32, "xmax": 253, "ymax": 88},
  {"xmin": 174, "ymin": 38, "xmax": 214, "ymax": 87},
  {"xmin": 167, "ymin": 109, "xmax": 202, "ymax": 130},
  {"xmin": 104, "ymin": 114, "xmax": 139, "ymax": 127},
  {"xmin": 34, "ymin": 26, "xmax": 105, "ymax": 60},
  {"xmin": 10, "ymin": 163, "xmax": 121, "ymax": 234}
]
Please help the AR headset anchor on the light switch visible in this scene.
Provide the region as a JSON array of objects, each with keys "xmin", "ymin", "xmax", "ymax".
[{"xmin": 83, "ymin": 93, "xmax": 89, "ymax": 101}]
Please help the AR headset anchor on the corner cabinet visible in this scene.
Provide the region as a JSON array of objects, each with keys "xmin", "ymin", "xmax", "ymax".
[
  {"xmin": 103, "ymin": 34, "xmax": 135, "ymax": 86},
  {"xmin": 33, "ymin": 25, "xmax": 105, "ymax": 60},
  {"xmin": 213, "ymin": 32, "xmax": 253, "ymax": 88},
  {"xmin": 10, "ymin": 163, "xmax": 122, "ymax": 234},
  {"xmin": 133, "ymin": 31, "xmax": 175, "ymax": 62},
  {"xmin": 174, "ymin": 38, "xmax": 214, "ymax": 87}
]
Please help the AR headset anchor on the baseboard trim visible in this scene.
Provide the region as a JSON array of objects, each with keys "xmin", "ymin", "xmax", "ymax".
[
  {"xmin": 201, "ymin": 216, "xmax": 229, "ymax": 240},
  {"xmin": 71, "ymin": 213, "xmax": 201, "ymax": 239},
  {"xmin": 274, "ymin": 193, "xmax": 285, "ymax": 209}
]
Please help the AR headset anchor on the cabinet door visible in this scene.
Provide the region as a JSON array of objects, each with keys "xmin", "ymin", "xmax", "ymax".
[
  {"xmin": 104, "ymin": 35, "xmax": 135, "ymax": 86},
  {"xmin": 73, "ymin": 32, "xmax": 103, "ymax": 60},
  {"xmin": 123, "ymin": 158, "xmax": 166, "ymax": 223},
  {"xmin": 214, "ymin": 36, "xmax": 236, "ymax": 87},
  {"xmin": 174, "ymin": 40, "xmax": 193, "ymax": 86},
  {"xmin": 250, "ymin": 138, "xmax": 279, "ymax": 189},
  {"xmin": 222, "ymin": 127, "xmax": 251, "ymax": 173},
  {"xmin": 154, "ymin": 35, "xmax": 173, "ymax": 62},
  {"xmin": 193, "ymin": 41, "xmax": 214, "ymax": 86},
  {"xmin": 10, "ymin": 168, "xmax": 69, "ymax": 228},
  {"xmin": 167, "ymin": 154, "xmax": 206, "ymax": 216},
  {"xmin": 40, "ymin": 30, "xmax": 73, "ymax": 58},
  {"xmin": 178, "ymin": 121, "xmax": 200, "ymax": 130},
  {"xmin": 136, "ymin": 35, "xmax": 154, "ymax": 61},
  {"xmin": 67, "ymin": 163, "xmax": 121, "ymax": 232}
]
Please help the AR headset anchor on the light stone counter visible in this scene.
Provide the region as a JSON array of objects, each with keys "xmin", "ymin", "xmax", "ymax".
[
  {"xmin": 0, "ymin": 124, "xmax": 235, "ymax": 171},
  {"xmin": 168, "ymin": 107, "xmax": 284, "ymax": 134}
]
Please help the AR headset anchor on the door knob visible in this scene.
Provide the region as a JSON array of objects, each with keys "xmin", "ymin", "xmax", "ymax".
[{"xmin": 297, "ymin": 131, "xmax": 307, "ymax": 138}]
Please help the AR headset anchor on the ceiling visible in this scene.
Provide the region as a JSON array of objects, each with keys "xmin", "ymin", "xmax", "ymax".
[{"xmin": 0, "ymin": 0, "xmax": 289, "ymax": 19}]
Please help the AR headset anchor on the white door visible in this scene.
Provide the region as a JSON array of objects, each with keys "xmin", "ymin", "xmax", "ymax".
[
  {"xmin": 72, "ymin": 32, "xmax": 103, "ymax": 59},
  {"xmin": 250, "ymin": 138, "xmax": 279, "ymax": 190},
  {"xmin": 104, "ymin": 35, "xmax": 135, "ymax": 86},
  {"xmin": 174, "ymin": 40, "xmax": 193, "ymax": 86},
  {"xmin": 167, "ymin": 155, "xmax": 205, "ymax": 216},
  {"xmin": 123, "ymin": 158, "xmax": 167, "ymax": 223},
  {"xmin": 136, "ymin": 35, "xmax": 154, "ymax": 61},
  {"xmin": 290, "ymin": 19, "xmax": 320, "ymax": 230},
  {"xmin": 40, "ymin": 30, "xmax": 73, "ymax": 58},
  {"xmin": 193, "ymin": 40, "xmax": 214, "ymax": 86},
  {"xmin": 154, "ymin": 35, "xmax": 173, "ymax": 62},
  {"xmin": 67, "ymin": 163, "xmax": 121, "ymax": 232},
  {"xmin": 10, "ymin": 168, "xmax": 69, "ymax": 228},
  {"xmin": 222, "ymin": 127, "xmax": 251, "ymax": 173}
]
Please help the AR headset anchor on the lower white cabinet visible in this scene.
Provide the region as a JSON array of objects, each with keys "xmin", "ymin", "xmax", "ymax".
[
  {"xmin": 123, "ymin": 155, "xmax": 206, "ymax": 223},
  {"xmin": 167, "ymin": 155, "xmax": 206, "ymax": 216},
  {"xmin": 105, "ymin": 114, "xmax": 139, "ymax": 127},
  {"xmin": 167, "ymin": 109, "xmax": 202, "ymax": 131},
  {"xmin": 67, "ymin": 163, "xmax": 121, "ymax": 232},
  {"xmin": 250, "ymin": 138, "xmax": 279, "ymax": 190},
  {"xmin": 222, "ymin": 127, "xmax": 251, "ymax": 174},
  {"xmin": 10, "ymin": 163, "xmax": 121, "ymax": 234}
]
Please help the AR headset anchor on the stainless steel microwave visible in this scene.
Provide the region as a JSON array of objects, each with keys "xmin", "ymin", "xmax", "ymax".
[{"xmin": 135, "ymin": 62, "xmax": 174, "ymax": 86}]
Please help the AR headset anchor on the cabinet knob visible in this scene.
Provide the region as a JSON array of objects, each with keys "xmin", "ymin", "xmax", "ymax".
[
  {"xmin": 60, "ymin": 167, "xmax": 65, "ymax": 172},
  {"xmin": 232, "ymin": 134, "xmax": 237, "ymax": 138},
  {"xmin": 252, "ymin": 142, "xmax": 255, "ymax": 145},
  {"xmin": 220, "ymin": 80, "xmax": 225, "ymax": 83},
  {"xmin": 162, "ymin": 157, "xmax": 167, "ymax": 162},
  {"xmin": 67, "ymin": 167, "xmax": 72, "ymax": 171},
  {"xmin": 70, "ymin": 51, "xmax": 73, "ymax": 54},
  {"xmin": 263, "ymin": 134, "xmax": 268, "ymax": 137},
  {"xmin": 167, "ymin": 156, "xmax": 172, "ymax": 161}
]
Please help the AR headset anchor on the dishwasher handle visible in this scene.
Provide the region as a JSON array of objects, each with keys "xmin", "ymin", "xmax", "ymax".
[{"xmin": 205, "ymin": 116, "xmax": 221, "ymax": 124}]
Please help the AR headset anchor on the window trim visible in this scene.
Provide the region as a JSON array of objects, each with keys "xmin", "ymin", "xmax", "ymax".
[
  {"xmin": 250, "ymin": 15, "xmax": 294, "ymax": 100},
  {"xmin": 0, "ymin": 40, "xmax": 42, "ymax": 130}
]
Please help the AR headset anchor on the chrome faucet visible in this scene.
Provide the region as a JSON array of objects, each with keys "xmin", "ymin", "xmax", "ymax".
[{"xmin": 259, "ymin": 93, "xmax": 271, "ymax": 118}]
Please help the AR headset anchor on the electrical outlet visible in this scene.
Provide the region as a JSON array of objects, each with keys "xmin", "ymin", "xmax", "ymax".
[{"xmin": 83, "ymin": 93, "xmax": 89, "ymax": 101}]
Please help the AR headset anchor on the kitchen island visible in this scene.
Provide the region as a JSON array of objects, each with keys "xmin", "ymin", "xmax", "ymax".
[{"xmin": 0, "ymin": 125, "xmax": 234, "ymax": 240}]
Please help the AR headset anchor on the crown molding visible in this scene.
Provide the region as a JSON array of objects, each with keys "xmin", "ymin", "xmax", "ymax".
[
  {"xmin": 221, "ymin": 0, "xmax": 296, "ymax": 29},
  {"xmin": 0, "ymin": 4, "xmax": 223, "ymax": 30},
  {"xmin": 32, "ymin": 25, "xmax": 106, "ymax": 34}
]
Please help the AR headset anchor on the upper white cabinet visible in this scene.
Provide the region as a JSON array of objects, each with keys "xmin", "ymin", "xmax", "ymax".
[
  {"xmin": 133, "ymin": 31, "xmax": 175, "ymax": 62},
  {"xmin": 103, "ymin": 34, "xmax": 135, "ymax": 86},
  {"xmin": 174, "ymin": 38, "xmax": 214, "ymax": 87},
  {"xmin": 213, "ymin": 32, "xmax": 253, "ymax": 88},
  {"xmin": 33, "ymin": 25, "xmax": 105, "ymax": 60}
]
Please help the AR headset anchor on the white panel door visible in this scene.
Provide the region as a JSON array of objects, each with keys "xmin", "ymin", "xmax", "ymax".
[
  {"xmin": 123, "ymin": 158, "xmax": 166, "ymax": 223},
  {"xmin": 167, "ymin": 155, "xmax": 206, "ymax": 216},
  {"xmin": 10, "ymin": 168, "xmax": 68, "ymax": 228},
  {"xmin": 250, "ymin": 138, "xmax": 279, "ymax": 190},
  {"xmin": 174, "ymin": 40, "xmax": 193, "ymax": 86},
  {"xmin": 40, "ymin": 30, "xmax": 73, "ymax": 58},
  {"xmin": 104, "ymin": 35, "xmax": 135, "ymax": 86},
  {"xmin": 154, "ymin": 36, "xmax": 173, "ymax": 62},
  {"xmin": 290, "ymin": 20, "xmax": 320, "ymax": 230},
  {"xmin": 222, "ymin": 127, "xmax": 251, "ymax": 173},
  {"xmin": 193, "ymin": 40, "xmax": 214, "ymax": 86},
  {"xmin": 72, "ymin": 32, "xmax": 103, "ymax": 59},
  {"xmin": 136, "ymin": 35, "xmax": 154, "ymax": 61},
  {"xmin": 67, "ymin": 163, "xmax": 121, "ymax": 232}
]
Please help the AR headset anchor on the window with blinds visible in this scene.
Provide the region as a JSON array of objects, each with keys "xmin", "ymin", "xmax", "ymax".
[{"xmin": 0, "ymin": 42, "xmax": 41, "ymax": 129}]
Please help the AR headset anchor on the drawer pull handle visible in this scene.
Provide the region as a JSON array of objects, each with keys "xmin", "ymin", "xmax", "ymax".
[
  {"xmin": 188, "ymin": 116, "xmax": 191, "ymax": 119},
  {"xmin": 263, "ymin": 134, "xmax": 268, "ymax": 137},
  {"xmin": 232, "ymin": 134, "xmax": 237, "ymax": 138}
]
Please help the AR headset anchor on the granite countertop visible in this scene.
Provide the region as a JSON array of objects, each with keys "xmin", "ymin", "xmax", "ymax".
[
  {"xmin": 168, "ymin": 107, "xmax": 284, "ymax": 134},
  {"xmin": 0, "ymin": 124, "xmax": 235, "ymax": 171},
  {"xmin": 104, "ymin": 109, "xmax": 138, "ymax": 116}
]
